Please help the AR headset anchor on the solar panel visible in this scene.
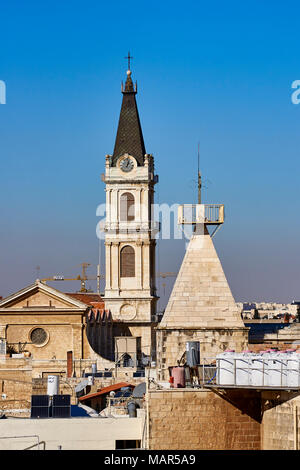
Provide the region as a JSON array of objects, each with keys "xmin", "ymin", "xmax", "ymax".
[
  {"xmin": 31, "ymin": 406, "xmax": 50, "ymax": 418},
  {"xmin": 31, "ymin": 395, "xmax": 50, "ymax": 407},
  {"xmin": 52, "ymin": 394, "xmax": 71, "ymax": 406},
  {"xmin": 52, "ymin": 406, "xmax": 71, "ymax": 418}
]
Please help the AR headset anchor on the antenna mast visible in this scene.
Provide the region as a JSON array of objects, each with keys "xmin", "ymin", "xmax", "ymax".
[
  {"xmin": 97, "ymin": 240, "xmax": 101, "ymax": 294},
  {"xmin": 197, "ymin": 142, "xmax": 202, "ymax": 204}
]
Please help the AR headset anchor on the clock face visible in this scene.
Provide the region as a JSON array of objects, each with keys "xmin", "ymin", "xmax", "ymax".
[{"xmin": 120, "ymin": 157, "xmax": 134, "ymax": 173}]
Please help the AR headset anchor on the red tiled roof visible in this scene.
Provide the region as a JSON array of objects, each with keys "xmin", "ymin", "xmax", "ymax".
[
  {"xmin": 65, "ymin": 293, "xmax": 105, "ymax": 308},
  {"xmin": 78, "ymin": 382, "xmax": 134, "ymax": 402},
  {"xmin": 90, "ymin": 302, "xmax": 104, "ymax": 309}
]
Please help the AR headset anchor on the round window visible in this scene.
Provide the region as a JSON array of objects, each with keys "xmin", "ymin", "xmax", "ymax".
[{"xmin": 30, "ymin": 328, "xmax": 48, "ymax": 346}]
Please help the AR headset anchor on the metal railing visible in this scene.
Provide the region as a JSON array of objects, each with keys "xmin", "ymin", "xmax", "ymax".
[
  {"xmin": 214, "ymin": 357, "xmax": 300, "ymax": 389},
  {"xmin": 0, "ymin": 435, "xmax": 41, "ymax": 450},
  {"xmin": 178, "ymin": 204, "xmax": 224, "ymax": 225},
  {"xmin": 173, "ymin": 355, "xmax": 300, "ymax": 390}
]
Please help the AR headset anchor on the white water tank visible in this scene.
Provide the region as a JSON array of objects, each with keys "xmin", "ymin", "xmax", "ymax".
[
  {"xmin": 47, "ymin": 375, "xmax": 59, "ymax": 396},
  {"xmin": 286, "ymin": 351, "xmax": 300, "ymax": 387},
  {"xmin": 216, "ymin": 351, "xmax": 235, "ymax": 385},
  {"xmin": 251, "ymin": 353, "xmax": 268, "ymax": 387},
  {"xmin": 87, "ymin": 375, "xmax": 94, "ymax": 386},
  {"xmin": 266, "ymin": 352, "xmax": 287, "ymax": 387},
  {"xmin": 235, "ymin": 353, "xmax": 252, "ymax": 386}
]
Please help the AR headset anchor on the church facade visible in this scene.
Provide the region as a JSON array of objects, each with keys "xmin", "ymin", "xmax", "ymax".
[{"xmin": 0, "ymin": 280, "xmax": 105, "ymax": 379}]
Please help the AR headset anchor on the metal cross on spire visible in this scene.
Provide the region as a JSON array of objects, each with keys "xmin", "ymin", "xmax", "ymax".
[{"xmin": 124, "ymin": 51, "xmax": 133, "ymax": 71}]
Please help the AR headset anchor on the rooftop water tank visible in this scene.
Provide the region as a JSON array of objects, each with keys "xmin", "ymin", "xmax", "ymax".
[
  {"xmin": 216, "ymin": 351, "xmax": 235, "ymax": 386},
  {"xmin": 286, "ymin": 351, "xmax": 300, "ymax": 387},
  {"xmin": 186, "ymin": 341, "xmax": 200, "ymax": 367},
  {"xmin": 127, "ymin": 401, "xmax": 137, "ymax": 418},
  {"xmin": 87, "ymin": 375, "xmax": 94, "ymax": 386},
  {"xmin": 251, "ymin": 354, "xmax": 268, "ymax": 387},
  {"xmin": 47, "ymin": 375, "xmax": 59, "ymax": 396},
  {"xmin": 235, "ymin": 352, "xmax": 252, "ymax": 386},
  {"xmin": 172, "ymin": 367, "xmax": 186, "ymax": 388},
  {"xmin": 266, "ymin": 352, "xmax": 287, "ymax": 387}
]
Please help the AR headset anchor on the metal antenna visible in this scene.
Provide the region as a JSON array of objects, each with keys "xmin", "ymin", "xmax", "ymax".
[
  {"xmin": 36, "ymin": 266, "xmax": 40, "ymax": 279},
  {"xmin": 197, "ymin": 143, "xmax": 202, "ymax": 204},
  {"xmin": 97, "ymin": 240, "xmax": 101, "ymax": 294}
]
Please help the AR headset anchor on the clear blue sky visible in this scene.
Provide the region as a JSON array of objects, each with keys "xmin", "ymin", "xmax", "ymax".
[{"xmin": 1, "ymin": 0, "xmax": 300, "ymax": 307}]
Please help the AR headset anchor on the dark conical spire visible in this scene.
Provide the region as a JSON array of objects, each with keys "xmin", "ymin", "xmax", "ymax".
[{"xmin": 112, "ymin": 68, "xmax": 146, "ymax": 166}]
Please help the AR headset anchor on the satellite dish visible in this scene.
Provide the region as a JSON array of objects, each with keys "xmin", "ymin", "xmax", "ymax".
[{"xmin": 132, "ymin": 382, "xmax": 146, "ymax": 398}]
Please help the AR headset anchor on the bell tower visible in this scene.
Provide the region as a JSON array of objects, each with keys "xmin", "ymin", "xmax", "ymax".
[{"xmin": 102, "ymin": 63, "xmax": 159, "ymax": 358}]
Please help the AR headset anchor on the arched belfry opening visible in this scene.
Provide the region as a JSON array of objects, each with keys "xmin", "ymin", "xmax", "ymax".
[
  {"xmin": 120, "ymin": 192, "xmax": 135, "ymax": 221},
  {"xmin": 120, "ymin": 246, "xmax": 135, "ymax": 278}
]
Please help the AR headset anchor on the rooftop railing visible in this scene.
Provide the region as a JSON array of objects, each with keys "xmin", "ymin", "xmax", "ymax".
[{"xmin": 178, "ymin": 204, "xmax": 224, "ymax": 225}]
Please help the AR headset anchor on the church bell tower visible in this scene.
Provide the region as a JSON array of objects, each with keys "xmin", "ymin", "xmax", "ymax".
[{"xmin": 102, "ymin": 61, "xmax": 159, "ymax": 351}]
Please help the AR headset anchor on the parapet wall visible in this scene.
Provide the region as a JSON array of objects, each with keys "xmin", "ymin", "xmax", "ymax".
[
  {"xmin": 148, "ymin": 388, "xmax": 261, "ymax": 450},
  {"xmin": 261, "ymin": 391, "xmax": 300, "ymax": 450}
]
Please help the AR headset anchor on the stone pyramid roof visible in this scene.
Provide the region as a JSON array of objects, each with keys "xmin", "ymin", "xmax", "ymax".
[{"xmin": 159, "ymin": 226, "xmax": 244, "ymax": 329}]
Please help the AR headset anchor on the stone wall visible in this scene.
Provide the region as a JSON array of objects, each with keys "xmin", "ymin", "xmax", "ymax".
[
  {"xmin": 0, "ymin": 363, "xmax": 32, "ymax": 417},
  {"xmin": 261, "ymin": 391, "xmax": 300, "ymax": 450},
  {"xmin": 148, "ymin": 388, "xmax": 261, "ymax": 450}
]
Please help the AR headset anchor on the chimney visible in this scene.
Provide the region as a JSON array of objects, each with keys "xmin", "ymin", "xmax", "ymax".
[{"xmin": 67, "ymin": 351, "xmax": 73, "ymax": 378}]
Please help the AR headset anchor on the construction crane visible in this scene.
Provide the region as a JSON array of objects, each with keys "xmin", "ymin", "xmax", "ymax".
[
  {"xmin": 157, "ymin": 272, "xmax": 177, "ymax": 279},
  {"xmin": 42, "ymin": 264, "xmax": 177, "ymax": 293},
  {"xmin": 42, "ymin": 263, "xmax": 104, "ymax": 293}
]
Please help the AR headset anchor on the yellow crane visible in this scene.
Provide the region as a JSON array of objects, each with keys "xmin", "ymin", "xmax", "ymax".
[
  {"xmin": 42, "ymin": 263, "xmax": 103, "ymax": 293},
  {"xmin": 42, "ymin": 264, "xmax": 177, "ymax": 293}
]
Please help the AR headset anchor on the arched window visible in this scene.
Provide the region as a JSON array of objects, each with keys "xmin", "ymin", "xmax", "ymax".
[
  {"xmin": 120, "ymin": 192, "xmax": 135, "ymax": 221},
  {"xmin": 120, "ymin": 245, "xmax": 135, "ymax": 277}
]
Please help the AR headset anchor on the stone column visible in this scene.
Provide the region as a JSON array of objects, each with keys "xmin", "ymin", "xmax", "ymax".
[
  {"xmin": 0, "ymin": 325, "xmax": 7, "ymax": 340},
  {"xmin": 111, "ymin": 242, "xmax": 119, "ymax": 290},
  {"xmin": 136, "ymin": 241, "xmax": 143, "ymax": 289},
  {"xmin": 111, "ymin": 189, "xmax": 118, "ymax": 224},
  {"xmin": 136, "ymin": 188, "xmax": 142, "ymax": 223},
  {"xmin": 105, "ymin": 188, "xmax": 112, "ymax": 225},
  {"xmin": 143, "ymin": 240, "xmax": 150, "ymax": 290},
  {"xmin": 105, "ymin": 241, "xmax": 112, "ymax": 290}
]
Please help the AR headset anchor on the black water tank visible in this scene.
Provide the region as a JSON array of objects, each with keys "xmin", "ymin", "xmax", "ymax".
[
  {"xmin": 186, "ymin": 341, "xmax": 200, "ymax": 366},
  {"xmin": 127, "ymin": 401, "xmax": 137, "ymax": 418}
]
